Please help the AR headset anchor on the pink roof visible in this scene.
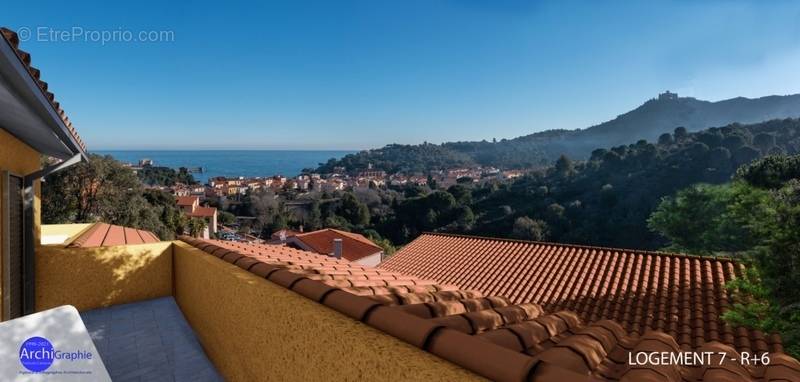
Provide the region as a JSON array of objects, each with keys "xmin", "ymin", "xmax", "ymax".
[{"xmin": 68, "ymin": 223, "xmax": 160, "ymax": 248}]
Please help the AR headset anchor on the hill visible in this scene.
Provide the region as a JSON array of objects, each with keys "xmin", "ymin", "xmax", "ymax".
[
  {"xmin": 462, "ymin": 118, "xmax": 800, "ymax": 249},
  {"xmin": 315, "ymin": 92, "xmax": 800, "ymax": 173}
]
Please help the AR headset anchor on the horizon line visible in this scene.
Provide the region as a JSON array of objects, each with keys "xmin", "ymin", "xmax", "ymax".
[{"xmin": 92, "ymin": 148, "xmax": 363, "ymax": 152}]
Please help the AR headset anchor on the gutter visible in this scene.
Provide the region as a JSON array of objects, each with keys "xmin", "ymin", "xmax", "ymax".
[
  {"xmin": 20, "ymin": 153, "xmax": 85, "ymax": 314},
  {"xmin": 0, "ymin": 29, "xmax": 87, "ymax": 160}
]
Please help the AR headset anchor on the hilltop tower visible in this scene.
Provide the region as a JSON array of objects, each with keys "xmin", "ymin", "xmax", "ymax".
[{"xmin": 658, "ymin": 90, "xmax": 678, "ymax": 100}]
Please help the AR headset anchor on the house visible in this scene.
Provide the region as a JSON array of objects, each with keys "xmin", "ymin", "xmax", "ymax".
[
  {"xmin": 283, "ymin": 228, "xmax": 384, "ymax": 266},
  {"xmin": 176, "ymin": 196, "xmax": 218, "ymax": 239},
  {"xmin": 2, "ymin": 26, "xmax": 799, "ymax": 382}
]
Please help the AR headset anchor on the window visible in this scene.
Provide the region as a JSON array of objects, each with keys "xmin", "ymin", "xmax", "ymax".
[{"xmin": 2, "ymin": 171, "xmax": 23, "ymax": 319}]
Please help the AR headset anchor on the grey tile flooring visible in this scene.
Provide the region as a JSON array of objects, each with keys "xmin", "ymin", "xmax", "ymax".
[{"xmin": 81, "ymin": 297, "xmax": 222, "ymax": 382}]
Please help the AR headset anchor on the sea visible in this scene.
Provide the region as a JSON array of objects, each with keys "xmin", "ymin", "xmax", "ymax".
[{"xmin": 95, "ymin": 150, "xmax": 355, "ymax": 183}]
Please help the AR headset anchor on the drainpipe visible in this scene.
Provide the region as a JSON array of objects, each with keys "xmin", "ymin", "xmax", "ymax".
[
  {"xmin": 333, "ymin": 238, "xmax": 343, "ymax": 259},
  {"xmin": 21, "ymin": 153, "xmax": 83, "ymax": 314}
]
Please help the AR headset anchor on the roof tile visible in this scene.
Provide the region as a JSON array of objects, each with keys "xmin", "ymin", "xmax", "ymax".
[
  {"xmin": 179, "ymin": 236, "xmax": 800, "ymax": 382},
  {"xmin": 67, "ymin": 223, "xmax": 159, "ymax": 248},
  {"xmin": 380, "ymin": 233, "xmax": 781, "ymax": 355}
]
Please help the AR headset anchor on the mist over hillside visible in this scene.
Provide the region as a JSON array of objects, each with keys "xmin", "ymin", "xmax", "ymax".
[{"xmin": 316, "ymin": 92, "xmax": 800, "ymax": 173}]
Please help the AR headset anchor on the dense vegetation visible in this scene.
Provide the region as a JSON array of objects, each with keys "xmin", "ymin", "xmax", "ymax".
[
  {"xmin": 315, "ymin": 94, "xmax": 800, "ymax": 174},
  {"xmin": 648, "ymin": 155, "xmax": 800, "ymax": 357},
  {"xmin": 315, "ymin": 143, "xmax": 477, "ymax": 174},
  {"xmin": 42, "ymin": 154, "xmax": 187, "ymax": 240},
  {"xmin": 456, "ymin": 119, "xmax": 800, "ymax": 249},
  {"xmin": 137, "ymin": 165, "xmax": 197, "ymax": 186}
]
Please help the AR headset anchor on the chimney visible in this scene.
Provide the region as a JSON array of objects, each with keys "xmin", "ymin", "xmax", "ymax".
[
  {"xmin": 333, "ymin": 238, "xmax": 343, "ymax": 259},
  {"xmin": 299, "ymin": 225, "xmax": 304, "ymax": 233}
]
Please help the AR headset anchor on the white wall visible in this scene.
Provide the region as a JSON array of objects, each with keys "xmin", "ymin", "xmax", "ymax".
[{"xmin": 354, "ymin": 252, "xmax": 383, "ymax": 267}]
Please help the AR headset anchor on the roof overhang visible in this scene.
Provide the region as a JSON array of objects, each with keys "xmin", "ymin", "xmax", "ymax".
[{"xmin": 0, "ymin": 35, "xmax": 86, "ymax": 160}]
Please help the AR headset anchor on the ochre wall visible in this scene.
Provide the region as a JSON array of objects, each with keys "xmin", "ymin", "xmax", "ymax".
[
  {"xmin": 172, "ymin": 241, "xmax": 482, "ymax": 382},
  {"xmin": 35, "ymin": 242, "xmax": 173, "ymax": 312},
  {"xmin": 0, "ymin": 129, "xmax": 40, "ymax": 319}
]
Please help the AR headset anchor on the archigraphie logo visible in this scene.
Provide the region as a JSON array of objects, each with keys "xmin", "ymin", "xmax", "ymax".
[
  {"xmin": 19, "ymin": 336, "xmax": 55, "ymax": 372},
  {"xmin": 17, "ymin": 336, "xmax": 94, "ymax": 373}
]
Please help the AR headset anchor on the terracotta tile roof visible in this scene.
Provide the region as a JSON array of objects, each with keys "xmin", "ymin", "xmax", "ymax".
[
  {"xmin": 178, "ymin": 236, "xmax": 800, "ymax": 381},
  {"xmin": 194, "ymin": 239, "xmax": 443, "ymax": 291},
  {"xmin": 176, "ymin": 196, "xmax": 199, "ymax": 206},
  {"xmin": 290, "ymin": 228, "xmax": 383, "ymax": 262},
  {"xmin": 188, "ymin": 206, "xmax": 216, "ymax": 218},
  {"xmin": 379, "ymin": 233, "xmax": 782, "ymax": 355},
  {"xmin": 68, "ymin": 223, "xmax": 160, "ymax": 248},
  {"xmin": 0, "ymin": 27, "xmax": 86, "ymax": 152}
]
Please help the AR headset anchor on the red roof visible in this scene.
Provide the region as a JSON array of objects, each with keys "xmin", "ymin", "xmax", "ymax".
[
  {"xmin": 291, "ymin": 229, "xmax": 383, "ymax": 262},
  {"xmin": 379, "ymin": 233, "xmax": 782, "ymax": 355},
  {"xmin": 0, "ymin": 27, "xmax": 85, "ymax": 151},
  {"xmin": 179, "ymin": 236, "xmax": 800, "ymax": 381},
  {"xmin": 188, "ymin": 206, "xmax": 216, "ymax": 218},
  {"xmin": 68, "ymin": 223, "xmax": 160, "ymax": 247},
  {"xmin": 176, "ymin": 196, "xmax": 199, "ymax": 206}
]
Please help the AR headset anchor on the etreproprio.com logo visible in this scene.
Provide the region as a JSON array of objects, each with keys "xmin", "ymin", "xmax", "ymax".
[{"xmin": 18, "ymin": 336, "xmax": 94, "ymax": 373}]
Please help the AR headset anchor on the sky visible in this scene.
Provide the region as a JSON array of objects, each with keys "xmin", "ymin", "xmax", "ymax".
[{"xmin": 4, "ymin": 1, "xmax": 800, "ymax": 150}]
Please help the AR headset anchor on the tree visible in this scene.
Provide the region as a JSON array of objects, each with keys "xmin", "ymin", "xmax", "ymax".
[
  {"xmin": 361, "ymin": 229, "xmax": 397, "ymax": 258},
  {"xmin": 452, "ymin": 205, "xmax": 475, "ymax": 229},
  {"xmin": 142, "ymin": 189, "xmax": 186, "ymax": 239},
  {"xmin": 43, "ymin": 154, "xmax": 142, "ymax": 223},
  {"xmin": 447, "ymin": 184, "xmax": 472, "ymax": 205},
  {"xmin": 42, "ymin": 154, "xmax": 179, "ymax": 239},
  {"xmin": 323, "ymin": 215, "xmax": 351, "ymax": 230},
  {"xmin": 188, "ymin": 218, "xmax": 207, "ymax": 238},
  {"xmin": 137, "ymin": 166, "xmax": 197, "ymax": 186},
  {"xmin": 243, "ymin": 189, "xmax": 280, "ymax": 231},
  {"xmin": 338, "ymin": 192, "xmax": 370, "ymax": 226},
  {"xmin": 554, "ymin": 155, "xmax": 573, "ymax": 176},
  {"xmin": 307, "ymin": 200, "xmax": 322, "ymax": 230},
  {"xmin": 657, "ymin": 133, "xmax": 673, "ymax": 145},
  {"xmin": 512, "ymin": 216, "xmax": 548, "ymax": 241},
  {"xmin": 735, "ymin": 154, "xmax": 800, "ymax": 189},
  {"xmin": 647, "ymin": 183, "xmax": 770, "ymax": 255},
  {"xmin": 218, "ymin": 211, "xmax": 236, "ymax": 226},
  {"xmin": 673, "ymin": 126, "xmax": 688, "ymax": 142}
]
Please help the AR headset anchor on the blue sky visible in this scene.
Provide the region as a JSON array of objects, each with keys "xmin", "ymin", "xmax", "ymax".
[{"xmin": 5, "ymin": 1, "xmax": 800, "ymax": 150}]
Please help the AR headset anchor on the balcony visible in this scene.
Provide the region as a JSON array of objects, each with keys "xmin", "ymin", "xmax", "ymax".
[{"xmin": 27, "ymin": 224, "xmax": 479, "ymax": 382}]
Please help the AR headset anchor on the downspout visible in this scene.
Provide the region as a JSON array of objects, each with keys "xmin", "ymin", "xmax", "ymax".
[{"xmin": 21, "ymin": 153, "xmax": 84, "ymax": 314}]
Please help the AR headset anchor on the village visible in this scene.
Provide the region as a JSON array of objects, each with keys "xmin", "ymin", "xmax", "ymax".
[
  {"xmin": 164, "ymin": 165, "xmax": 525, "ymax": 199},
  {"xmin": 123, "ymin": 158, "xmax": 528, "ymax": 244}
]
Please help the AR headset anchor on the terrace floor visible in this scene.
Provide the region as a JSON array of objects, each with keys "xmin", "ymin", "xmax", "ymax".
[{"xmin": 80, "ymin": 297, "xmax": 221, "ymax": 382}]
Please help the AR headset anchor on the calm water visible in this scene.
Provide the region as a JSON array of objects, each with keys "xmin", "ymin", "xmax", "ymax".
[{"xmin": 96, "ymin": 150, "xmax": 354, "ymax": 183}]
